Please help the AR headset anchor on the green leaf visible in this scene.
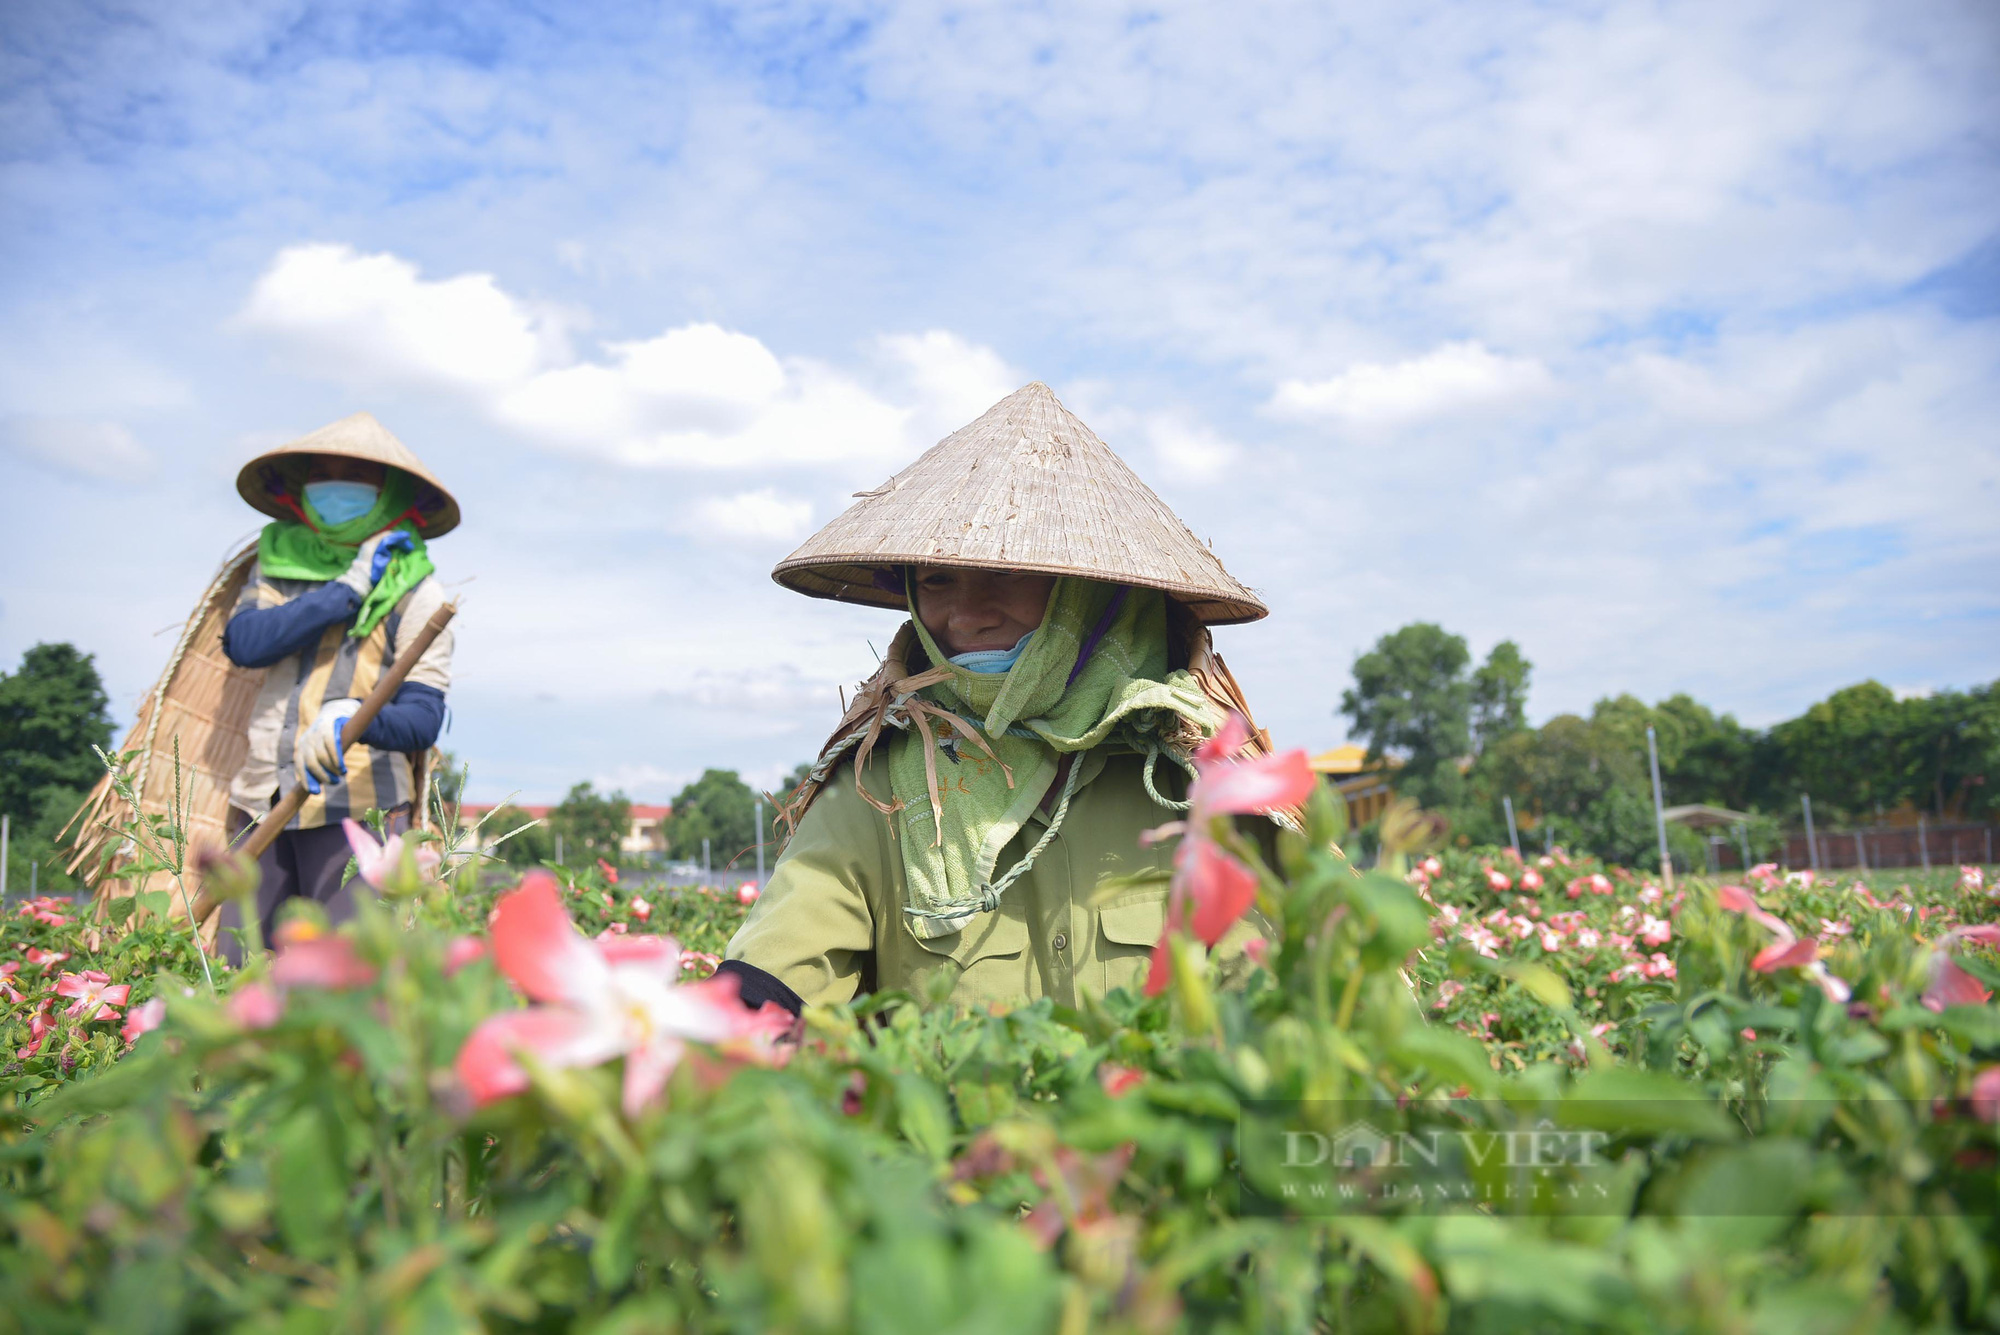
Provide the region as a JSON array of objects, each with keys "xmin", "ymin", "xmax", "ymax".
[
  {"xmin": 893, "ymin": 1073, "xmax": 953, "ymax": 1161},
  {"xmin": 1559, "ymin": 1068, "xmax": 1738, "ymax": 1140},
  {"xmin": 273, "ymin": 1109, "xmax": 345, "ymax": 1261},
  {"xmin": 1503, "ymin": 961, "xmax": 1573, "ymax": 1012},
  {"xmin": 1391, "ymin": 1024, "xmax": 1498, "ymax": 1095}
]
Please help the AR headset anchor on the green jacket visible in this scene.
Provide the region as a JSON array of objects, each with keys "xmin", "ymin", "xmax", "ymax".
[{"xmin": 726, "ymin": 747, "xmax": 1265, "ymax": 1011}]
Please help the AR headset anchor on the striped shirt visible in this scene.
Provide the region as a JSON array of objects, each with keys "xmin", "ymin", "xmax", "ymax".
[{"xmin": 227, "ymin": 563, "xmax": 454, "ymax": 830}]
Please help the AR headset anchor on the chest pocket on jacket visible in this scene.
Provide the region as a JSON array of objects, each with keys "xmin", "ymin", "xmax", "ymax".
[
  {"xmin": 1096, "ymin": 893, "xmax": 1168, "ymax": 998},
  {"xmin": 908, "ymin": 909, "xmax": 1031, "ymax": 1012}
]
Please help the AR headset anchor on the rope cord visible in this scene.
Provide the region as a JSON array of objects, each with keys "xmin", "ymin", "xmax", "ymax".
[{"xmin": 1141, "ymin": 741, "xmax": 1197, "ymax": 812}]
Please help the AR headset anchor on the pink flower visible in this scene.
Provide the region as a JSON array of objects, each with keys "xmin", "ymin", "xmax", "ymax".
[
  {"xmin": 1786, "ymin": 869, "xmax": 1816, "ymax": 890},
  {"xmin": 444, "ymin": 936, "xmax": 490, "ymax": 976},
  {"xmin": 1575, "ymin": 928, "xmax": 1601, "ymax": 950},
  {"xmin": 1539, "ymin": 928, "xmax": 1564, "ymax": 952},
  {"xmin": 1637, "ymin": 885, "xmax": 1662, "ymax": 906},
  {"xmin": 341, "ymin": 818, "xmax": 441, "ymax": 889},
  {"xmin": 1747, "ymin": 863, "xmax": 1779, "ymax": 887},
  {"xmin": 1751, "ymin": 937, "xmax": 1819, "ymax": 972},
  {"xmin": 1143, "ymin": 714, "xmax": 1314, "ymax": 992},
  {"xmin": 225, "ymin": 982, "xmax": 284, "ymax": 1029},
  {"xmin": 1243, "ymin": 936, "xmax": 1270, "ymax": 967},
  {"xmin": 1520, "ymin": 869, "xmax": 1544, "ymax": 892},
  {"xmin": 1717, "ymin": 884, "xmax": 1851, "ymax": 1002},
  {"xmin": 1098, "ymin": 1064, "xmax": 1145, "ymax": 1097},
  {"xmin": 737, "ymin": 882, "xmax": 760, "ymax": 905},
  {"xmin": 1537, "ymin": 855, "xmax": 1554, "ymax": 869},
  {"xmin": 1959, "ymin": 866, "xmax": 1984, "ymax": 894},
  {"xmin": 1971, "ymin": 1067, "xmax": 2000, "ymax": 1124},
  {"xmin": 1642, "ymin": 953, "xmax": 1676, "ymax": 980},
  {"xmin": 1638, "ymin": 915, "xmax": 1672, "ymax": 947},
  {"xmin": 455, "ymin": 873, "xmax": 794, "ymax": 1116},
  {"xmin": 1485, "ymin": 868, "xmax": 1512, "ymax": 893},
  {"xmin": 598, "ymin": 859, "xmax": 620, "ymax": 884},
  {"xmin": 1922, "ymin": 926, "xmax": 2000, "ymax": 1013},
  {"xmin": 272, "ymin": 931, "xmax": 378, "ymax": 990},
  {"xmin": 121, "ymin": 996, "xmax": 166, "ymax": 1044},
  {"xmin": 1589, "ymin": 1021, "xmax": 1617, "ymax": 1038},
  {"xmin": 17, "ymin": 999, "xmax": 55, "ymax": 1058},
  {"xmin": 1819, "ymin": 917, "xmax": 1852, "ymax": 940},
  {"xmin": 55, "ymin": 970, "xmax": 130, "ymax": 1022},
  {"xmin": 1420, "ymin": 856, "xmax": 1443, "ymax": 878},
  {"xmin": 630, "ymin": 896, "xmax": 652, "ymax": 922},
  {"xmin": 23, "ymin": 947, "xmax": 68, "ymax": 971},
  {"xmin": 1589, "ymin": 874, "xmax": 1613, "ymax": 896}
]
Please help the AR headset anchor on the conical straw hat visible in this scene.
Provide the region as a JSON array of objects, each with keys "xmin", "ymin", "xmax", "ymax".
[
  {"xmin": 235, "ymin": 412, "xmax": 460, "ymax": 538},
  {"xmin": 774, "ymin": 382, "xmax": 1266, "ymax": 624}
]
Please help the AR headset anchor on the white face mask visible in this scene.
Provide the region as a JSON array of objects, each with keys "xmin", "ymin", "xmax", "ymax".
[
  {"xmin": 305, "ymin": 479, "xmax": 380, "ymax": 526},
  {"xmin": 949, "ymin": 632, "xmax": 1034, "ymax": 674}
]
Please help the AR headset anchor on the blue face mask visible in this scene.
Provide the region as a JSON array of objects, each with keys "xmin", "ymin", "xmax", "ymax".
[
  {"xmin": 304, "ymin": 479, "xmax": 381, "ymax": 527},
  {"xmin": 949, "ymin": 632, "xmax": 1034, "ymax": 675}
]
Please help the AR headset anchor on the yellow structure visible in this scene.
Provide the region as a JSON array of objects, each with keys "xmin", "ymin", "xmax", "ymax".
[{"xmin": 1312, "ymin": 744, "xmax": 1396, "ymax": 828}]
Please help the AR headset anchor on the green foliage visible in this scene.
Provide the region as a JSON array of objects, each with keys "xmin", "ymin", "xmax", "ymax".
[
  {"xmin": 483, "ymin": 801, "xmax": 553, "ymax": 868},
  {"xmin": 1342, "ymin": 624, "xmax": 1474, "ymax": 809},
  {"xmin": 0, "ymin": 643, "xmax": 114, "ymax": 894},
  {"xmin": 1468, "ymin": 640, "xmax": 1530, "ymax": 751},
  {"xmin": 550, "ymin": 781, "xmax": 630, "ymax": 867},
  {"xmin": 2, "ymin": 752, "xmax": 1997, "ymax": 1330},
  {"xmin": 662, "ymin": 768, "xmax": 760, "ymax": 870}
]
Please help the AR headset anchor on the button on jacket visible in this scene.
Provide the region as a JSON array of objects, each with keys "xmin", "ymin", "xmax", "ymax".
[{"xmin": 727, "ymin": 750, "xmax": 1265, "ymax": 1011}]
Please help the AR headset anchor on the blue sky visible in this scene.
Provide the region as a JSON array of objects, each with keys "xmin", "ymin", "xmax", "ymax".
[{"xmin": 3, "ymin": 0, "xmax": 1996, "ymax": 804}]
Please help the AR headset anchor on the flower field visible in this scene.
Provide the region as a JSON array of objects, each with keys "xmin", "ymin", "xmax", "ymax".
[{"xmin": 2, "ymin": 759, "xmax": 1998, "ymax": 1333}]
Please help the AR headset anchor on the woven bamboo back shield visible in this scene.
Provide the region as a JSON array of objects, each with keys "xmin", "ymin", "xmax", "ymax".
[{"xmin": 774, "ymin": 382, "xmax": 1266, "ymax": 624}]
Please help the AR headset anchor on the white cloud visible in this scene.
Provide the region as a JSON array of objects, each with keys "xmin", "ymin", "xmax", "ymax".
[
  {"xmin": 1270, "ymin": 342, "xmax": 1554, "ymax": 425},
  {"xmin": 690, "ymin": 488, "xmax": 815, "ymax": 544},
  {"xmin": 876, "ymin": 330, "xmax": 1021, "ymax": 435},
  {"xmin": 0, "ymin": 417, "xmax": 153, "ymax": 481},
  {"xmin": 238, "ymin": 244, "xmax": 556, "ymax": 391},
  {"xmin": 1145, "ymin": 413, "xmax": 1239, "ymax": 483},
  {"xmin": 235, "ymin": 245, "xmax": 1024, "ymax": 471}
]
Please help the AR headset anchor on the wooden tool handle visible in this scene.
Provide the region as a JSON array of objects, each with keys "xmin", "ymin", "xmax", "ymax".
[{"xmin": 191, "ymin": 601, "xmax": 458, "ymax": 924}]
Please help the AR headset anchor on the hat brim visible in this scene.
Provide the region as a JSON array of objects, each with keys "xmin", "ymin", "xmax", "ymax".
[{"xmin": 773, "ymin": 555, "xmax": 1268, "ymax": 626}]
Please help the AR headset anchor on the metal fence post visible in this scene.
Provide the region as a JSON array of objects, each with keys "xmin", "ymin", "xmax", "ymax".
[
  {"xmin": 1802, "ymin": 795, "xmax": 1820, "ymax": 873},
  {"xmin": 1502, "ymin": 796, "xmax": 1520, "ymax": 856},
  {"xmin": 1918, "ymin": 814, "xmax": 1929, "ymax": 871},
  {"xmin": 0, "ymin": 813, "xmax": 8, "ymax": 901},
  {"xmin": 1852, "ymin": 830, "xmax": 1865, "ymax": 871},
  {"xmin": 1736, "ymin": 822, "xmax": 1752, "ymax": 871},
  {"xmin": 1646, "ymin": 727, "xmax": 1673, "ymax": 888}
]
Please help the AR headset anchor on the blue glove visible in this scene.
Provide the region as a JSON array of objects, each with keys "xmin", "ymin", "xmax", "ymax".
[{"xmin": 370, "ymin": 530, "xmax": 416, "ymax": 583}]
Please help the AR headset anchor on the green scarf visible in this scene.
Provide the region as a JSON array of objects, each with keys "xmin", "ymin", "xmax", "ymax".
[
  {"xmin": 256, "ymin": 469, "xmax": 435, "ymax": 639},
  {"xmin": 890, "ymin": 577, "xmax": 1222, "ymax": 939}
]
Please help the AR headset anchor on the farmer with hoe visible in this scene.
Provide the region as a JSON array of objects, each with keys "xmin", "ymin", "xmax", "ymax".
[
  {"xmin": 723, "ymin": 383, "xmax": 1274, "ymax": 1015},
  {"xmin": 215, "ymin": 413, "xmax": 457, "ymax": 962}
]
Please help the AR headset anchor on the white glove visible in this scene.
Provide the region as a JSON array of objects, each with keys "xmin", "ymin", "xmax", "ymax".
[
  {"xmin": 299, "ymin": 698, "xmax": 362, "ymax": 789},
  {"xmin": 334, "ymin": 531, "xmax": 401, "ymax": 598}
]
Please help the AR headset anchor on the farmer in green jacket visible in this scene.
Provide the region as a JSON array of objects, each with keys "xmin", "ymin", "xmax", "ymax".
[{"xmin": 721, "ymin": 383, "xmax": 1272, "ymax": 1015}]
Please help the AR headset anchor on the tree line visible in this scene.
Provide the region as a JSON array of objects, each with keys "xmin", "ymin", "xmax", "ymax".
[
  {"xmin": 1340, "ymin": 623, "xmax": 1999, "ymax": 868},
  {"xmin": 8, "ymin": 636, "xmax": 1989, "ymax": 887},
  {"xmin": 485, "ymin": 764, "xmax": 813, "ymax": 872}
]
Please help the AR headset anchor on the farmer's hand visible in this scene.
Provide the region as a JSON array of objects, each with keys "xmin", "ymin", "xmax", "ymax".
[
  {"xmin": 334, "ymin": 530, "xmax": 415, "ymax": 597},
  {"xmin": 299, "ymin": 697, "xmax": 362, "ymax": 792}
]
